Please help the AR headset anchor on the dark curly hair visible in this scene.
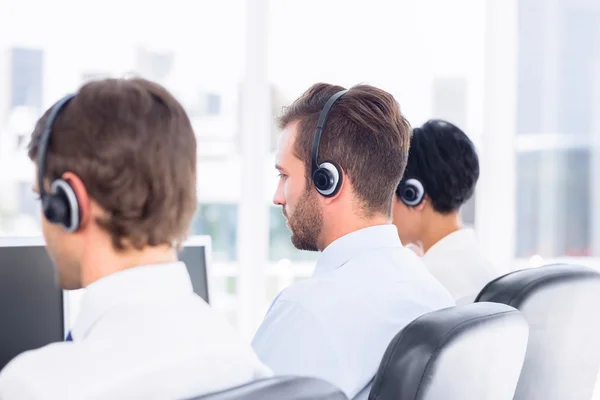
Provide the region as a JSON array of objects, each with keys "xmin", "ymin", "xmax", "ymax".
[{"xmin": 399, "ymin": 119, "xmax": 479, "ymax": 214}]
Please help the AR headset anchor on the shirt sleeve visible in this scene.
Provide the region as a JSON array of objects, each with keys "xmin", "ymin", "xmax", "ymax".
[{"xmin": 251, "ymin": 299, "xmax": 348, "ymax": 394}]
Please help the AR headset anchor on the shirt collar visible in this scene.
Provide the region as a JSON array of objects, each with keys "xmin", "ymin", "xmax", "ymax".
[
  {"xmin": 70, "ymin": 262, "xmax": 193, "ymax": 341},
  {"xmin": 314, "ymin": 224, "xmax": 402, "ymax": 277}
]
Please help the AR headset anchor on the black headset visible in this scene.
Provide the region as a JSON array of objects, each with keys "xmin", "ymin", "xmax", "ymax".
[
  {"xmin": 397, "ymin": 177, "xmax": 425, "ymax": 207},
  {"xmin": 37, "ymin": 93, "xmax": 82, "ymax": 232},
  {"xmin": 311, "ymin": 89, "xmax": 348, "ymax": 197}
]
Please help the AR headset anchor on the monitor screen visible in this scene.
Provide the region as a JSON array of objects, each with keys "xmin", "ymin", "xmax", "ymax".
[
  {"xmin": 178, "ymin": 236, "xmax": 211, "ymax": 303},
  {"xmin": 0, "ymin": 237, "xmax": 66, "ymax": 371}
]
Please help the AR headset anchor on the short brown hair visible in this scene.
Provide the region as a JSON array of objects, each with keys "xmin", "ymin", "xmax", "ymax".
[
  {"xmin": 279, "ymin": 83, "xmax": 411, "ymax": 216},
  {"xmin": 28, "ymin": 77, "xmax": 197, "ymax": 250}
]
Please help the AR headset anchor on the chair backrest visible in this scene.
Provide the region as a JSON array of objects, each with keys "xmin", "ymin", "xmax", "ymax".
[
  {"xmin": 191, "ymin": 376, "xmax": 348, "ymax": 400},
  {"xmin": 475, "ymin": 263, "xmax": 600, "ymax": 400},
  {"xmin": 369, "ymin": 302, "xmax": 528, "ymax": 400}
]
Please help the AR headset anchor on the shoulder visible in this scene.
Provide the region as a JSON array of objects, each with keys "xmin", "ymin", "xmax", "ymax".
[
  {"xmin": 276, "ymin": 247, "xmax": 441, "ymax": 305},
  {"xmin": 347, "ymin": 245, "xmax": 433, "ymax": 282},
  {"xmin": 0, "ymin": 343, "xmax": 76, "ymax": 399},
  {"xmin": 272, "ymin": 276, "xmax": 339, "ymax": 316},
  {"xmin": 345, "ymin": 246, "xmax": 455, "ymax": 307},
  {"xmin": 0, "ymin": 323, "xmax": 269, "ymax": 400},
  {"xmin": 94, "ymin": 296, "xmax": 249, "ymax": 358}
]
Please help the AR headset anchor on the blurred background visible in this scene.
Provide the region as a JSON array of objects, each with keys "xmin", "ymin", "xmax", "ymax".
[{"xmin": 0, "ymin": 0, "xmax": 598, "ymax": 340}]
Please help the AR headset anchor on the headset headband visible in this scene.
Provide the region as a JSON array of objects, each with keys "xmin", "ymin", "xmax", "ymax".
[
  {"xmin": 37, "ymin": 93, "xmax": 76, "ymax": 198},
  {"xmin": 311, "ymin": 89, "xmax": 348, "ymax": 177}
]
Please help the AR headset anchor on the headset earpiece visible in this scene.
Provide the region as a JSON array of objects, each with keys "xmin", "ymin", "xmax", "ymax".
[
  {"xmin": 399, "ymin": 178, "xmax": 425, "ymax": 207},
  {"xmin": 313, "ymin": 161, "xmax": 342, "ymax": 197},
  {"xmin": 44, "ymin": 179, "xmax": 81, "ymax": 232}
]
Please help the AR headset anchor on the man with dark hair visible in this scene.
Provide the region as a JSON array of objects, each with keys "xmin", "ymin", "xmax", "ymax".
[
  {"xmin": 393, "ymin": 119, "xmax": 499, "ymax": 304},
  {"xmin": 0, "ymin": 78, "xmax": 269, "ymax": 399},
  {"xmin": 252, "ymin": 83, "xmax": 453, "ymax": 399}
]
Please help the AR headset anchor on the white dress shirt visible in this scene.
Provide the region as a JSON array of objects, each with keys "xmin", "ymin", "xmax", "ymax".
[
  {"xmin": 252, "ymin": 225, "xmax": 454, "ymax": 400},
  {"xmin": 422, "ymin": 228, "xmax": 503, "ymax": 305},
  {"xmin": 0, "ymin": 262, "xmax": 270, "ymax": 400}
]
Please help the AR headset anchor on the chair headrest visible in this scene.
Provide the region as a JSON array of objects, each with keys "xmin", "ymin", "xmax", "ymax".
[
  {"xmin": 369, "ymin": 302, "xmax": 528, "ymax": 400},
  {"xmin": 475, "ymin": 263, "xmax": 600, "ymax": 305},
  {"xmin": 475, "ymin": 264, "xmax": 600, "ymax": 400}
]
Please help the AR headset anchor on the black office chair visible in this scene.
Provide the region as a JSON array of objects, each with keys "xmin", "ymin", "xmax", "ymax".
[
  {"xmin": 475, "ymin": 263, "xmax": 600, "ymax": 400},
  {"xmin": 368, "ymin": 302, "xmax": 528, "ymax": 400},
  {"xmin": 190, "ymin": 376, "xmax": 348, "ymax": 400}
]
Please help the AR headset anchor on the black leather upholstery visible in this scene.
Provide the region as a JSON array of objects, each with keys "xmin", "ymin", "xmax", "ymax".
[
  {"xmin": 190, "ymin": 376, "xmax": 348, "ymax": 400},
  {"xmin": 369, "ymin": 302, "xmax": 528, "ymax": 400},
  {"xmin": 476, "ymin": 263, "xmax": 600, "ymax": 400}
]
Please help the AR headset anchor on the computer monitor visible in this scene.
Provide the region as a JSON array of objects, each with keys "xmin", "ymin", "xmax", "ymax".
[
  {"xmin": 0, "ymin": 235, "xmax": 212, "ymax": 372},
  {"xmin": 178, "ymin": 235, "xmax": 212, "ymax": 303},
  {"xmin": 0, "ymin": 237, "xmax": 67, "ymax": 371}
]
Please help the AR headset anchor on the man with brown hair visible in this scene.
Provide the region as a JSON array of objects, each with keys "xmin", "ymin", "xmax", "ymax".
[
  {"xmin": 0, "ymin": 78, "xmax": 269, "ymax": 399},
  {"xmin": 252, "ymin": 83, "xmax": 454, "ymax": 399}
]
